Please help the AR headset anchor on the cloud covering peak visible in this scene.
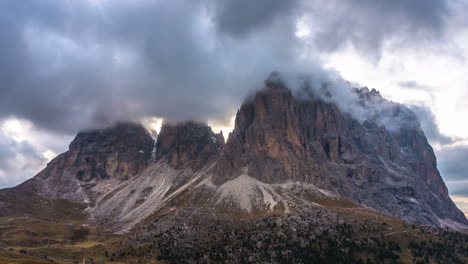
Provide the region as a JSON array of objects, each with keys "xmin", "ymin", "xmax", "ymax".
[{"xmin": 0, "ymin": 0, "xmax": 456, "ymax": 134}]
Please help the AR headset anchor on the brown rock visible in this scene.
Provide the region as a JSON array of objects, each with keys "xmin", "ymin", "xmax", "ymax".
[{"xmin": 156, "ymin": 121, "xmax": 223, "ymax": 170}]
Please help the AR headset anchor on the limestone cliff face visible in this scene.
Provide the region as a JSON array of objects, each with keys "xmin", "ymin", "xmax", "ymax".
[
  {"xmin": 68, "ymin": 122, "xmax": 153, "ymax": 181},
  {"xmin": 391, "ymin": 118, "xmax": 449, "ymax": 199},
  {"xmin": 213, "ymin": 77, "xmax": 363, "ymax": 185},
  {"xmin": 214, "ymin": 80, "xmax": 319, "ymax": 185},
  {"xmin": 213, "ymin": 77, "xmax": 466, "ymax": 225},
  {"xmin": 28, "ymin": 122, "xmax": 154, "ymax": 202},
  {"xmin": 156, "ymin": 121, "xmax": 224, "ymax": 170}
]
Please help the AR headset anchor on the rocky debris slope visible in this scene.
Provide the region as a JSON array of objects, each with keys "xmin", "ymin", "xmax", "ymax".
[{"xmin": 86, "ymin": 121, "xmax": 224, "ymax": 232}]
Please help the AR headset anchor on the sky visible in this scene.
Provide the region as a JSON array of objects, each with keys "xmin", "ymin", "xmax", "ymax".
[{"xmin": 0, "ymin": 0, "xmax": 467, "ymax": 215}]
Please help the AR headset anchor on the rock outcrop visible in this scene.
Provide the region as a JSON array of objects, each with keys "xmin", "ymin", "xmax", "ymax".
[
  {"xmin": 23, "ymin": 122, "xmax": 154, "ymax": 202},
  {"xmin": 156, "ymin": 121, "xmax": 224, "ymax": 170}
]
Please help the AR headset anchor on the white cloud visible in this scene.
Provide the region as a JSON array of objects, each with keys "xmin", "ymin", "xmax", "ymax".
[{"xmin": 0, "ymin": 118, "xmax": 72, "ymax": 188}]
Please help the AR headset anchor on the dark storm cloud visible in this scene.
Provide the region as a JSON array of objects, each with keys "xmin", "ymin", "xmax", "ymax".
[
  {"xmin": 437, "ymin": 145, "xmax": 468, "ymax": 196},
  {"xmin": 0, "ymin": 0, "xmax": 113, "ymax": 133},
  {"xmin": 214, "ymin": 0, "xmax": 299, "ymax": 37},
  {"xmin": 0, "ymin": 0, "xmax": 303, "ymax": 134},
  {"xmin": 437, "ymin": 145, "xmax": 468, "ymax": 181},
  {"xmin": 0, "ymin": 0, "xmax": 457, "ymax": 136},
  {"xmin": 305, "ymin": 0, "xmax": 450, "ymax": 58}
]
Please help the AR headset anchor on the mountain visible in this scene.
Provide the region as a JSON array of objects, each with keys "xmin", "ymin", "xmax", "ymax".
[
  {"xmin": 0, "ymin": 74, "xmax": 467, "ymax": 263},
  {"xmin": 212, "ymin": 77, "xmax": 465, "ymax": 227}
]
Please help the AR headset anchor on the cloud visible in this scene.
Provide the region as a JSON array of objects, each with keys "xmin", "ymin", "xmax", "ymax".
[
  {"xmin": 437, "ymin": 145, "xmax": 468, "ymax": 183},
  {"xmin": 436, "ymin": 143, "xmax": 468, "ymax": 208},
  {"xmin": 0, "ymin": 118, "xmax": 72, "ymax": 187},
  {"xmin": 451, "ymin": 196, "xmax": 468, "ymax": 216},
  {"xmin": 408, "ymin": 105, "xmax": 456, "ymax": 146},
  {"xmin": 0, "ymin": 0, "xmax": 458, "ymax": 136},
  {"xmin": 447, "ymin": 182, "xmax": 468, "ymax": 197},
  {"xmin": 0, "ymin": 131, "xmax": 45, "ymax": 188},
  {"xmin": 213, "ymin": 0, "xmax": 298, "ymax": 37},
  {"xmin": 398, "ymin": 81, "xmax": 434, "ymax": 91},
  {"xmin": 0, "ymin": 0, "xmax": 309, "ymax": 134},
  {"xmin": 457, "ymin": 94, "xmax": 468, "ymax": 110},
  {"xmin": 303, "ymin": 0, "xmax": 450, "ymax": 58}
]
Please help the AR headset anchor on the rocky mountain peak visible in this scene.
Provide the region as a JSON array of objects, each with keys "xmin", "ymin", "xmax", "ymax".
[
  {"xmin": 213, "ymin": 77, "xmax": 309, "ymax": 185},
  {"xmin": 212, "ymin": 76, "xmax": 466, "ymax": 225},
  {"xmin": 156, "ymin": 121, "xmax": 224, "ymax": 169},
  {"xmin": 264, "ymin": 71, "xmax": 288, "ymax": 91},
  {"xmin": 65, "ymin": 122, "xmax": 153, "ymax": 181},
  {"xmin": 29, "ymin": 122, "xmax": 154, "ymax": 201},
  {"xmin": 71, "ymin": 122, "xmax": 151, "ymax": 150}
]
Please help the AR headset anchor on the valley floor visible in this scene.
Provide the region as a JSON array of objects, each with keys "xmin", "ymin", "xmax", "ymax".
[{"xmin": 0, "ymin": 197, "xmax": 466, "ymax": 264}]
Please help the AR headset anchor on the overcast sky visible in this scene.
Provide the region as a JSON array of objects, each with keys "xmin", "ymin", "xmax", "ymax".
[{"xmin": 0, "ymin": 0, "xmax": 467, "ymax": 215}]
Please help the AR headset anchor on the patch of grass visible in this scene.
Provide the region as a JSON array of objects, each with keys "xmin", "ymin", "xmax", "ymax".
[{"xmin": 0, "ymin": 250, "xmax": 51, "ymax": 264}]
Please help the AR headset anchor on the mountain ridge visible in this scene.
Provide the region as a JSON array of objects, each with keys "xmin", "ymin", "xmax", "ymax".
[
  {"xmin": 2, "ymin": 76, "xmax": 465, "ymax": 231},
  {"xmin": 1, "ymin": 75, "xmax": 467, "ymax": 263}
]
